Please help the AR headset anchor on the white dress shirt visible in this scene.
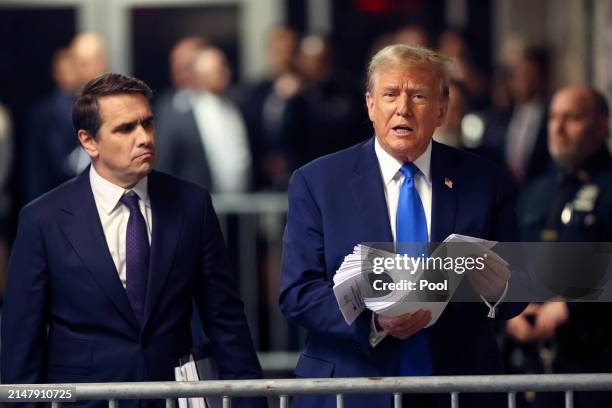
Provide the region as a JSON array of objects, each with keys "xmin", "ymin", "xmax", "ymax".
[
  {"xmin": 89, "ymin": 166, "xmax": 152, "ymax": 288},
  {"xmin": 369, "ymin": 138, "xmax": 432, "ymax": 346},
  {"xmin": 505, "ymin": 100, "xmax": 544, "ymax": 182},
  {"xmin": 191, "ymin": 91, "xmax": 252, "ymax": 193},
  {"xmin": 375, "ymin": 138, "xmax": 433, "ymax": 243}
]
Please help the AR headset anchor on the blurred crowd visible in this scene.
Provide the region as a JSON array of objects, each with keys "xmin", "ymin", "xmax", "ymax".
[{"xmin": 0, "ymin": 22, "xmax": 611, "ymax": 407}]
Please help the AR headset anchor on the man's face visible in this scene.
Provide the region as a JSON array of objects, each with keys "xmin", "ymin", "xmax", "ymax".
[
  {"xmin": 367, "ymin": 64, "xmax": 448, "ymax": 162},
  {"xmin": 548, "ymin": 88, "xmax": 606, "ymax": 169},
  {"xmin": 81, "ymin": 93, "xmax": 155, "ymax": 187}
]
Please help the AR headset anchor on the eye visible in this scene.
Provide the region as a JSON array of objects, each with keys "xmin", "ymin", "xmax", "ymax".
[
  {"xmin": 413, "ymin": 93, "xmax": 426, "ymax": 101},
  {"xmin": 117, "ymin": 123, "xmax": 136, "ymax": 134},
  {"xmin": 141, "ymin": 118, "xmax": 154, "ymax": 129}
]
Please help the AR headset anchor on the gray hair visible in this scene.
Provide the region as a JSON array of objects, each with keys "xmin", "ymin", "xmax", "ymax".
[{"xmin": 366, "ymin": 44, "xmax": 450, "ymax": 98}]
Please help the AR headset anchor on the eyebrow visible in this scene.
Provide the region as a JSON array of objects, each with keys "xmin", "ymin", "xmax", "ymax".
[
  {"xmin": 380, "ymin": 84, "xmax": 430, "ymax": 92},
  {"xmin": 110, "ymin": 114, "xmax": 154, "ymax": 133}
]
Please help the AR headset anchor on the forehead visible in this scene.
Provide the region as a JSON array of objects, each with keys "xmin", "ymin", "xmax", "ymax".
[
  {"xmin": 551, "ymin": 90, "xmax": 594, "ymax": 116},
  {"xmin": 372, "ymin": 63, "xmax": 441, "ymax": 90},
  {"xmin": 97, "ymin": 93, "xmax": 151, "ymax": 125}
]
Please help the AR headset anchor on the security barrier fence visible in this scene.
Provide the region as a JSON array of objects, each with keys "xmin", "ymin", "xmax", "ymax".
[{"xmin": 3, "ymin": 374, "xmax": 612, "ymax": 408}]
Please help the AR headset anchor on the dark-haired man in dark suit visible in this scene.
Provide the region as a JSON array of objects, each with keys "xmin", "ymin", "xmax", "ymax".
[{"xmin": 2, "ymin": 73, "xmax": 265, "ymax": 408}]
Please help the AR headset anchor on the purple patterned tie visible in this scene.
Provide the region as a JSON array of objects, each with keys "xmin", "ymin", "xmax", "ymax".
[{"xmin": 120, "ymin": 192, "xmax": 149, "ymax": 325}]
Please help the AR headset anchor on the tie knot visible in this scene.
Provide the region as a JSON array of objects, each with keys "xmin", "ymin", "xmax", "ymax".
[
  {"xmin": 120, "ymin": 192, "xmax": 140, "ymax": 212},
  {"xmin": 400, "ymin": 162, "xmax": 419, "ymax": 180}
]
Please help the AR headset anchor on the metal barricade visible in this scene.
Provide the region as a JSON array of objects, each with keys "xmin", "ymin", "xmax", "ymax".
[{"xmin": 3, "ymin": 374, "xmax": 612, "ymax": 408}]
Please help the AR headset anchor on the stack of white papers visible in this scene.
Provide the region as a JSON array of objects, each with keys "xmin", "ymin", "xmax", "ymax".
[
  {"xmin": 174, "ymin": 354, "xmax": 207, "ymax": 408},
  {"xmin": 332, "ymin": 234, "xmax": 506, "ymax": 326}
]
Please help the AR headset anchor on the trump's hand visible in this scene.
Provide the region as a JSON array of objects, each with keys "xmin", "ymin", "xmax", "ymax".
[
  {"xmin": 375, "ymin": 309, "xmax": 432, "ymax": 340},
  {"xmin": 467, "ymin": 254, "xmax": 510, "ymax": 301}
]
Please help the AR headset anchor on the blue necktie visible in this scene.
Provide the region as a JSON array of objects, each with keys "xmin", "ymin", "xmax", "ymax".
[
  {"xmin": 396, "ymin": 163, "xmax": 432, "ymax": 376},
  {"xmin": 120, "ymin": 193, "xmax": 149, "ymax": 325}
]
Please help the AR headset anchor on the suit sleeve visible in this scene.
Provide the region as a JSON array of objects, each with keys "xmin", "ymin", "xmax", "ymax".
[
  {"xmin": 193, "ymin": 192, "xmax": 264, "ymax": 380},
  {"xmin": 279, "ymin": 169, "xmax": 373, "ymax": 352},
  {"xmin": 1, "ymin": 206, "xmax": 49, "ymax": 386}
]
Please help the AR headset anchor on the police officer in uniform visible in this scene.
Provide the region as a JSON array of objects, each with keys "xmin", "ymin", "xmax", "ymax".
[{"xmin": 508, "ymin": 85, "xmax": 612, "ymax": 407}]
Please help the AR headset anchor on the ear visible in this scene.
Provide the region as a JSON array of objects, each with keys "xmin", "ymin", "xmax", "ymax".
[
  {"xmin": 77, "ymin": 129, "xmax": 99, "ymax": 159},
  {"xmin": 435, "ymin": 98, "xmax": 449, "ymax": 127},
  {"xmin": 365, "ymin": 92, "xmax": 375, "ymax": 122}
]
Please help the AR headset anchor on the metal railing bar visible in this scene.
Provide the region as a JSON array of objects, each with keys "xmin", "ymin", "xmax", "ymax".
[
  {"xmin": 565, "ymin": 390, "xmax": 574, "ymax": 408},
  {"xmin": 165, "ymin": 397, "xmax": 174, "ymax": 408},
  {"xmin": 279, "ymin": 395, "xmax": 289, "ymax": 408},
  {"xmin": 212, "ymin": 193, "xmax": 288, "ymax": 214},
  {"xmin": 2, "ymin": 375, "xmax": 611, "ymax": 400},
  {"xmin": 51, "ymin": 402, "xmax": 62, "ymax": 408},
  {"xmin": 108, "ymin": 399, "xmax": 118, "ymax": 408},
  {"xmin": 451, "ymin": 392, "xmax": 459, "ymax": 408},
  {"xmin": 223, "ymin": 395, "xmax": 231, "ymax": 408},
  {"xmin": 507, "ymin": 391, "xmax": 516, "ymax": 408},
  {"xmin": 393, "ymin": 392, "xmax": 402, "ymax": 408},
  {"xmin": 335, "ymin": 393, "xmax": 343, "ymax": 408}
]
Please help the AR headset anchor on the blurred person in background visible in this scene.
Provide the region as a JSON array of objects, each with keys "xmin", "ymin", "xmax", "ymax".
[
  {"xmin": 241, "ymin": 26, "xmax": 303, "ymax": 190},
  {"xmin": 0, "ymin": 101, "xmax": 12, "ymax": 298},
  {"xmin": 483, "ymin": 47, "xmax": 552, "ymax": 187},
  {"xmin": 437, "ymin": 28, "xmax": 490, "ymax": 111},
  {"xmin": 433, "ymin": 80, "xmax": 471, "ymax": 149},
  {"xmin": 293, "ymin": 35, "xmax": 368, "ymax": 166},
  {"xmin": 508, "ymin": 85, "xmax": 612, "ymax": 407},
  {"xmin": 434, "ymin": 81, "xmax": 512, "ymax": 194},
  {"xmin": 22, "ymin": 47, "xmax": 82, "ymax": 202},
  {"xmin": 71, "ymin": 32, "xmax": 109, "ymax": 87},
  {"xmin": 394, "ymin": 24, "xmax": 429, "ymax": 47},
  {"xmin": 157, "ymin": 46, "xmax": 252, "ymax": 193},
  {"xmin": 154, "ymin": 36, "xmax": 207, "ymax": 123}
]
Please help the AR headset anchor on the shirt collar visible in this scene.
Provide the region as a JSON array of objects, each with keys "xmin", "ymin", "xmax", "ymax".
[
  {"xmin": 89, "ymin": 165, "xmax": 150, "ymax": 215},
  {"xmin": 374, "ymin": 137, "xmax": 432, "ymax": 186}
]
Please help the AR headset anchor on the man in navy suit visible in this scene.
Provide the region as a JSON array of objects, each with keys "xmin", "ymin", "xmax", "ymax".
[
  {"xmin": 1, "ymin": 73, "xmax": 265, "ymax": 408},
  {"xmin": 279, "ymin": 44, "xmax": 525, "ymax": 408}
]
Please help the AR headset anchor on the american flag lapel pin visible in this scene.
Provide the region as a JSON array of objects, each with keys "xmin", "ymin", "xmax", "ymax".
[{"xmin": 444, "ymin": 177, "xmax": 453, "ymax": 189}]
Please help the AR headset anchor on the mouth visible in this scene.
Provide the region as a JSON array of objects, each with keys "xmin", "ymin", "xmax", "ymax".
[
  {"xmin": 392, "ymin": 125, "xmax": 414, "ymax": 135},
  {"xmin": 136, "ymin": 152, "xmax": 154, "ymax": 160}
]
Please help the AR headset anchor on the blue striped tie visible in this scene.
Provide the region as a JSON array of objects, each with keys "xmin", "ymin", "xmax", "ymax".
[{"xmin": 396, "ymin": 163, "xmax": 432, "ymax": 376}]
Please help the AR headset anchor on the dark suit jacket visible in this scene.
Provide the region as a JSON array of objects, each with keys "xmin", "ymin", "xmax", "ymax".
[
  {"xmin": 154, "ymin": 94, "xmax": 213, "ymax": 189},
  {"xmin": 1, "ymin": 169, "xmax": 264, "ymax": 408},
  {"xmin": 279, "ymin": 138, "xmax": 525, "ymax": 408},
  {"xmin": 23, "ymin": 90, "xmax": 78, "ymax": 202}
]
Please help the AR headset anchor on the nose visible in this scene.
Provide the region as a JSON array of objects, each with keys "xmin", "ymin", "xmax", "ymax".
[
  {"xmin": 136, "ymin": 123, "xmax": 154, "ymax": 147},
  {"xmin": 548, "ymin": 115, "xmax": 564, "ymax": 135},
  {"xmin": 395, "ymin": 93, "xmax": 412, "ymax": 117}
]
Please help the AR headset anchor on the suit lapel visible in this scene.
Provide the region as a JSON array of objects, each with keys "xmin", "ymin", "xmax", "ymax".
[
  {"xmin": 142, "ymin": 171, "xmax": 183, "ymax": 329},
  {"xmin": 430, "ymin": 141, "xmax": 457, "ymax": 242},
  {"xmin": 60, "ymin": 170, "xmax": 140, "ymax": 330},
  {"xmin": 349, "ymin": 138, "xmax": 394, "ymax": 243}
]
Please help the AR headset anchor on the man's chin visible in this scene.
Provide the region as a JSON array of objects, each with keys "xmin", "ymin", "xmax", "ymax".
[{"xmin": 388, "ymin": 140, "xmax": 427, "ymax": 161}]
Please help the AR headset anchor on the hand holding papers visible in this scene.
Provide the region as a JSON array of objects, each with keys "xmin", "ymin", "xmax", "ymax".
[{"xmin": 332, "ymin": 234, "xmax": 510, "ymax": 326}]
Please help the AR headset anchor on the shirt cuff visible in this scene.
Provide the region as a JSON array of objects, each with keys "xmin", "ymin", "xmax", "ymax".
[
  {"xmin": 369, "ymin": 313, "xmax": 387, "ymax": 347},
  {"xmin": 479, "ymin": 281, "xmax": 509, "ymax": 318}
]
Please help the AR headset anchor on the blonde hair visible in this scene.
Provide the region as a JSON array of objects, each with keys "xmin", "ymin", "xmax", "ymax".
[{"xmin": 366, "ymin": 44, "xmax": 450, "ymax": 98}]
